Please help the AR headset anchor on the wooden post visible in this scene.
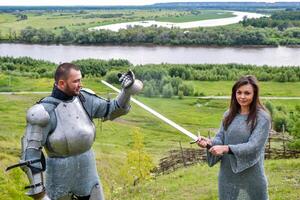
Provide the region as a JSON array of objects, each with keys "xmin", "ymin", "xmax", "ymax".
[
  {"xmin": 268, "ymin": 136, "xmax": 271, "ymax": 159},
  {"xmin": 170, "ymin": 151, "xmax": 175, "ymax": 172},
  {"xmin": 179, "ymin": 141, "xmax": 186, "ymax": 167},
  {"xmin": 282, "ymin": 124, "xmax": 286, "ymax": 158}
]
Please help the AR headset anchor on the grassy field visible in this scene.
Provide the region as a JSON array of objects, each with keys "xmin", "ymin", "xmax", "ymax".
[
  {"xmin": 0, "ymin": 76, "xmax": 299, "ymax": 199},
  {"xmin": 1, "ymin": 74, "xmax": 300, "ymax": 96},
  {"xmin": 0, "ymin": 10, "xmax": 233, "ymax": 37},
  {"xmin": 188, "ymin": 80, "xmax": 300, "ymax": 97},
  {"xmin": 112, "ymin": 159, "xmax": 300, "ymax": 200},
  {"xmin": 155, "ymin": 10, "xmax": 233, "ymax": 23}
]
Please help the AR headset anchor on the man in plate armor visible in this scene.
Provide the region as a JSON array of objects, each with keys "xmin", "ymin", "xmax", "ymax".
[{"xmin": 16, "ymin": 63, "xmax": 142, "ymax": 200}]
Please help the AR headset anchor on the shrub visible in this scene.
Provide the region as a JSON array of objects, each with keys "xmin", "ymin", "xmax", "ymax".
[{"xmin": 162, "ymin": 83, "xmax": 173, "ymax": 98}]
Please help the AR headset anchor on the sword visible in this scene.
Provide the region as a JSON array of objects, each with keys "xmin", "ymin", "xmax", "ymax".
[
  {"xmin": 6, "ymin": 158, "xmax": 41, "ymax": 171},
  {"xmin": 101, "ymin": 80, "xmax": 212, "ymax": 149}
]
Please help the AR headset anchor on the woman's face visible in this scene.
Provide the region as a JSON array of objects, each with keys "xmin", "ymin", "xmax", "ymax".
[{"xmin": 236, "ymin": 84, "xmax": 254, "ymax": 109}]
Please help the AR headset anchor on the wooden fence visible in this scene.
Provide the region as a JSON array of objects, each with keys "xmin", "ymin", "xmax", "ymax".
[{"xmin": 155, "ymin": 130, "xmax": 300, "ymax": 174}]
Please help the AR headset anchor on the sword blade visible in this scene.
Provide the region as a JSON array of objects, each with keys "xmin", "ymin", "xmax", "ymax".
[{"xmin": 101, "ymin": 80, "xmax": 198, "ymax": 142}]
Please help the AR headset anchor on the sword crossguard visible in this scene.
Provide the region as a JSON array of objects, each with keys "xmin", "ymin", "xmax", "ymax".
[{"xmin": 190, "ymin": 139, "xmax": 212, "ymax": 149}]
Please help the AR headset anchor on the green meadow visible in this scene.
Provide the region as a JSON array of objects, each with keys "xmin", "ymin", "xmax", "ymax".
[
  {"xmin": 188, "ymin": 80, "xmax": 300, "ymax": 97},
  {"xmin": 0, "ymin": 75, "xmax": 299, "ymax": 199},
  {"xmin": 0, "ymin": 10, "xmax": 233, "ymax": 37},
  {"xmin": 153, "ymin": 10, "xmax": 233, "ymax": 23},
  {"xmin": 1, "ymin": 74, "xmax": 300, "ymax": 96}
]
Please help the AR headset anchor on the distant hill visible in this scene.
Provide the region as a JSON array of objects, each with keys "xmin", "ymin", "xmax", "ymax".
[
  {"xmin": 0, "ymin": 2, "xmax": 300, "ymax": 12},
  {"xmin": 151, "ymin": 2, "xmax": 300, "ymax": 11}
]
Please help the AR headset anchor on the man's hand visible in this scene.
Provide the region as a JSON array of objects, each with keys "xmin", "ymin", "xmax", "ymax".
[
  {"xmin": 118, "ymin": 70, "xmax": 143, "ymax": 95},
  {"xmin": 208, "ymin": 145, "xmax": 229, "ymax": 156},
  {"xmin": 118, "ymin": 70, "xmax": 135, "ymax": 89}
]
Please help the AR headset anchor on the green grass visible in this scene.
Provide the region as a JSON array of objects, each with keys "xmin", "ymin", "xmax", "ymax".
[
  {"xmin": 0, "ymin": 74, "xmax": 112, "ymax": 93},
  {"xmin": 188, "ymin": 81, "xmax": 300, "ymax": 97},
  {"xmin": 0, "ymin": 76, "xmax": 299, "ymax": 199},
  {"xmin": 1, "ymin": 74, "xmax": 300, "ymax": 97},
  {"xmin": 156, "ymin": 10, "xmax": 234, "ymax": 23},
  {"xmin": 0, "ymin": 10, "xmax": 234, "ymax": 37},
  {"xmin": 112, "ymin": 159, "xmax": 300, "ymax": 200}
]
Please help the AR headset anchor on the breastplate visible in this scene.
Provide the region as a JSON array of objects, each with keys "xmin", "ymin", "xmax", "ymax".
[{"xmin": 46, "ymin": 97, "xmax": 95, "ymax": 157}]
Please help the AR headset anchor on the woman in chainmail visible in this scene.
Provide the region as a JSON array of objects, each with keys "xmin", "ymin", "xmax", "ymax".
[{"xmin": 198, "ymin": 75, "xmax": 271, "ymax": 200}]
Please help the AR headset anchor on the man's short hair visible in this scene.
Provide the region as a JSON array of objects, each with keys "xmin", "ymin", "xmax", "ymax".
[{"xmin": 54, "ymin": 63, "xmax": 80, "ymax": 83}]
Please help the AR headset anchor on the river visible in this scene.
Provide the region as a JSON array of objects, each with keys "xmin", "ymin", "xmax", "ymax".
[
  {"xmin": 90, "ymin": 11, "xmax": 265, "ymax": 31},
  {"xmin": 0, "ymin": 43, "xmax": 299, "ymax": 66}
]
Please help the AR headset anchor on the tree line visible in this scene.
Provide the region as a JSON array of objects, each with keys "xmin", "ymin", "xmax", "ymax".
[
  {"xmin": 242, "ymin": 11, "xmax": 300, "ymax": 32},
  {"xmin": 0, "ymin": 56, "xmax": 299, "ymax": 98},
  {"xmin": 0, "ymin": 56, "xmax": 299, "ymax": 81},
  {"xmin": 2, "ymin": 24, "xmax": 299, "ymax": 46},
  {"xmin": 1, "ymin": 10, "xmax": 300, "ymax": 46},
  {"xmin": 0, "ymin": 56, "xmax": 130, "ymax": 78}
]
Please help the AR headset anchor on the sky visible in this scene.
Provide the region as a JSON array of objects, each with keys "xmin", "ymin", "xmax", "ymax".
[{"xmin": 0, "ymin": 0, "xmax": 299, "ymax": 6}]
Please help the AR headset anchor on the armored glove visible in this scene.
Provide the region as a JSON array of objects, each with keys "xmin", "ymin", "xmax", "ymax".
[
  {"xmin": 118, "ymin": 70, "xmax": 135, "ymax": 89},
  {"xmin": 118, "ymin": 70, "xmax": 143, "ymax": 95}
]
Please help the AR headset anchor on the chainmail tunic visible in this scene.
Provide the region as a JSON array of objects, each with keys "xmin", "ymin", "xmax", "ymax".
[
  {"xmin": 45, "ymin": 149, "xmax": 99, "ymax": 199},
  {"xmin": 207, "ymin": 109, "xmax": 271, "ymax": 200}
]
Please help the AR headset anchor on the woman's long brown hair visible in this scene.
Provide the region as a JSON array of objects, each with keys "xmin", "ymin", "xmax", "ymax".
[{"xmin": 223, "ymin": 75, "xmax": 265, "ymax": 132}]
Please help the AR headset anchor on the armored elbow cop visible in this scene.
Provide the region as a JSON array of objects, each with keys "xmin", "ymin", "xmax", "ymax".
[{"xmin": 20, "ymin": 104, "xmax": 49, "ymax": 196}]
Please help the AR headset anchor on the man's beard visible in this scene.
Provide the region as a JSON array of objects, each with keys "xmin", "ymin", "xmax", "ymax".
[{"xmin": 65, "ymin": 84, "xmax": 80, "ymax": 96}]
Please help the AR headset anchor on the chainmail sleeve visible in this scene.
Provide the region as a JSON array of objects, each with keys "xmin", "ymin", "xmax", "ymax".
[{"xmin": 228, "ymin": 111, "xmax": 271, "ymax": 173}]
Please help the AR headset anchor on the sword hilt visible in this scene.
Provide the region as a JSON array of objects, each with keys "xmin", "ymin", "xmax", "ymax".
[
  {"xmin": 190, "ymin": 139, "xmax": 212, "ymax": 149},
  {"xmin": 6, "ymin": 158, "xmax": 41, "ymax": 171}
]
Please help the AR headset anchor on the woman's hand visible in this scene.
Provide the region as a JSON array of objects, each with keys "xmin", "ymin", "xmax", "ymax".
[
  {"xmin": 197, "ymin": 137, "xmax": 212, "ymax": 148},
  {"xmin": 208, "ymin": 145, "xmax": 229, "ymax": 156}
]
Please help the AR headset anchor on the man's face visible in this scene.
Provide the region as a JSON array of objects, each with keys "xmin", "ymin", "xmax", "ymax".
[{"xmin": 61, "ymin": 69, "xmax": 82, "ymax": 96}]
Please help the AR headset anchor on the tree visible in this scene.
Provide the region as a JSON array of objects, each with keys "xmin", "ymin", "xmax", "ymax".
[
  {"xmin": 264, "ymin": 101, "xmax": 274, "ymax": 118},
  {"xmin": 170, "ymin": 77, "xmax": 182, "ymax": 95},
  {"xmin": 178, "ymin": 90, "xmax": 184, "ymax": 99},
  {"xmin": 242, "ymin": 15, "xmax": 248, "ymax": 27},
  {"xmin": 120, "ymin": 128, "xmax": 154, "ymax": 186},
  {"xmin": 105, "ymin": 71, "xmax": 119, "ymax": 84},
  {"xmin": 59, "ymin": 28, "xmax": 74, "ymax": 43},
  {"xmin": 179, "ymin": 83, "xmax": 194, "ymax": 96},
  {"xmin": 19, "ymin": 26, "xmax": 37, "ymax": 42},
  {"xmin": 273, "ymin": 113, "xmax": 291, "ymax": 132},
  {"xmin": 162, "ymin": 83, "xmax": 173, "ymax": 98},
  {"xmin": 143, "ymin": 82, "xmax": 155, "ymax": 97}
]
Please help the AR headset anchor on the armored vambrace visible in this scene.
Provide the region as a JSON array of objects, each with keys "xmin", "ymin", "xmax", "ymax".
[
  {"xmin": 110, "ymin": 79, "xmax": 143, "ymax": 120},
  {"xmin": 21, "ymin": 104, "xmax": 50, "ymax": 197}
]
